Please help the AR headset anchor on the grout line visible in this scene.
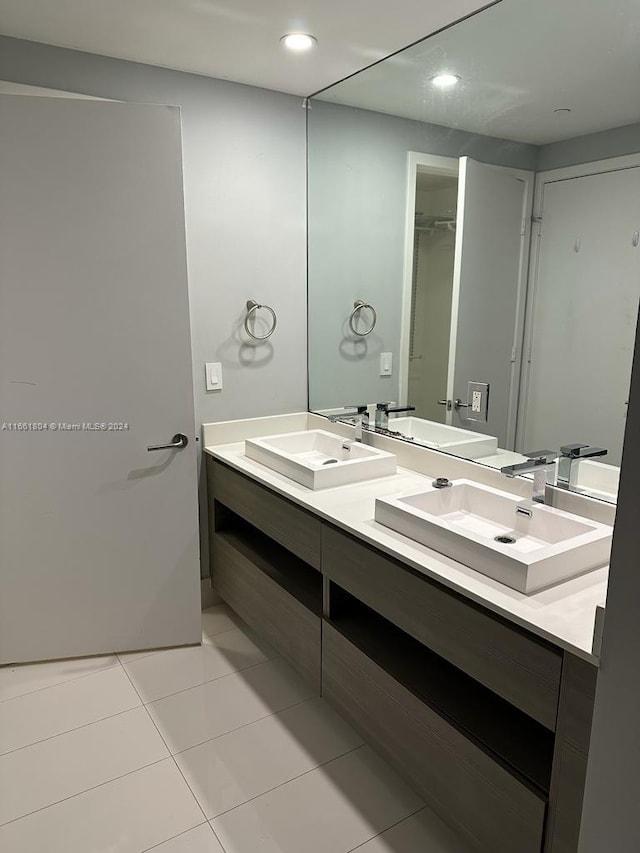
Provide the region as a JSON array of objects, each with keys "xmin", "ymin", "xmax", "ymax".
[
  {"xmin": 134, "ymin": 654, "xmax": 283, "ymax": 708},
  {"xmin": 209, "ymin": 821, "xmax": 229, "ymax": 852},
  {"xmin": 0, "ymin": 658, "xmax": 121, "ymax": 705},
  {"xmin": 0, "ymin": 699, "xmax": 144, "ymax": 759},
  {"xmin": 0, "ymin": 756, "xmax": 169, "ymax": 829},
  {"xmin": 121, "ymin": 658, "xmax": 210, "ymax": 825},
  {"xmin": 210, "ymin": 743, "xmax": 367, "ymax": 822},
  {"xmin": 345, "ymin": 805, "xmax": 427, "ymax": 853},
  {"xmin": 171, "ymin": 694, "xmax": 318, "ymax": 758},
  {"xmin": 169, "ymin": 756, "xmax": 209, "ymax": 824},
  {"xmin": 139, "ymin": 821, "xmax": 211, "ymax": 853}
]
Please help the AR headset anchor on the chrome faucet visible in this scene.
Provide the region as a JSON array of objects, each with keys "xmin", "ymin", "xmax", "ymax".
[
  {"xmin": 375, "ymin": 402, "xmax": 416, "ymax": 431},
  {"xmin": 329, "ymin": 405, "xmax": 369, "ymax": 442},
  {"xmin": 500, "ymin": 450, "xmax": 557, "ymax": 504},
  {"xmin": 557, "ymin": 444, "xmax": 608, "ymax": 487}
]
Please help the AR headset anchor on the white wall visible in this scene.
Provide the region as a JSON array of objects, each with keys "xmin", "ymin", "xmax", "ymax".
[
  {"xmin": 538, "ymin": 121, "xmax": 640, "ymax": 171},
  {"xmin": 0, "ymin": 35, "xmax": 307, "ymax": 575}
]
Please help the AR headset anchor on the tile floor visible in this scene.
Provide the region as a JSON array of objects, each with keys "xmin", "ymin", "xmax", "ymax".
[{"xmin": 0, "ymin": 604, "xmax": 473, "ymax": 853}]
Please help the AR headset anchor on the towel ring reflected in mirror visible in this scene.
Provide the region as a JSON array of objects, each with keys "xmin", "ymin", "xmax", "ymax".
[
  {"xmin": 244, "ymin": 300, "xmax": 277, "ymax": 341},
  {"xmin": 349, "ymin": 300, "xmax": 377, "ymax": 336}
]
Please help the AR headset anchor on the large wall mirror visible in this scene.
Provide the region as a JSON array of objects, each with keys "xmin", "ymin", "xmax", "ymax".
[{"xmin": 307, "ymin": 0, "xmax": 640, "ymax": 504}]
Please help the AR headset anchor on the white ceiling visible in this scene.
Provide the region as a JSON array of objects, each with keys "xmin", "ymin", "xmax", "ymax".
[
  {"xmin": 319, "ymin": 0, "xmax": 640, "ymax": 145},
  {"xmin": 0, "ymin": 0, "xmax": 494, "ymax": 97}
]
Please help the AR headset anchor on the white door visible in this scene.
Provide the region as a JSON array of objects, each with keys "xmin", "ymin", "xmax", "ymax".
[
  {"xmin": 0, "ymin": 95, "xmax": 201, "ymax": 665},
  {"xmin": 521, "ymin": 167, "xmax": 640, "ymax": 465},
  {"xmin": 447, "ymin": 158, "xmax": 531, "ymax": 447}
]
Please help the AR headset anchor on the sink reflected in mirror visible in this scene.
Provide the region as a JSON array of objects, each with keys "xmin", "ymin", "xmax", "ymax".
[
  {"xmin": 569, "ymin": 460, "xmax": 620, "ymax": 504},
  {"xmin": 375, "ymin": 479, "xmax": 612, "ymax": 594},
  {"xmin": 245, "ymin": 429, "xmax": 397, "ymax": 490},
  {"xmin": 389, "ymin": 415, "xmax": 497, "ymax": 459}
]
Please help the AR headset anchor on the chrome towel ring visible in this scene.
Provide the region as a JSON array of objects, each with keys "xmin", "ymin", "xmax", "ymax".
[
  {"xmin": 349, "ymin": 300, "xmax": 377, "ymax": 336},
  {"xmin": 244, "ymin": 300, "xmax": 277, "ymax": 341}
]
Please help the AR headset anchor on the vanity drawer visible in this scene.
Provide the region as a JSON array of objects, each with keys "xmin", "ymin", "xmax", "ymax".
[
  {"xmin": 212, "ymin": 531, "xmax": 321, "ymax": 691},
  {"xmin": 322, "ymin": 525, "xmax": 562, "ymax": 730},
  {"xmin": 323, "ymin": 624, "xmax": 547, "ymax": 853},
  {"xmin": 208, "ymin": 459, "xmax": 322, "ymax": 569}
]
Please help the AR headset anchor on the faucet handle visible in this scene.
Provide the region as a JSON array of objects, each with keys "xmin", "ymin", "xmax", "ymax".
[
  {"xmin": 560, "ymin": 443, "xmax": 589, "ymax": 458},
  {"xmin": 376, "ymin": 401, "xmax": 393, "ymax": 411},
  {"xmin": 346, "ymin": 404, "xmax": 368, "ymax": 415},
  {"xmin": 523, "ymin": 449, "xmax": 557, "ymax": 464},
  {"xmin": 560, "ymin": 444, "xmax": 607, "ymax": 459}
]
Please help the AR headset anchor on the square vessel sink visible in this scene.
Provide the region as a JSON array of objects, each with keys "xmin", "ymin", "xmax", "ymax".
[
  {"xmin": 375, "ymin": 479, "xmax": 612, "ymax": 593},
  {"xmin": 390, "ymin": 416, "xmax": 498, "ymax": 460},
  {"xmin": 245, "ymin": 429, "xmax": 397, "ymax": 490}
]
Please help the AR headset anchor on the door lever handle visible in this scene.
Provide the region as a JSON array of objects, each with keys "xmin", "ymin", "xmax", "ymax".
[{"xmin": 147, "ymin": 433, "xmax": 189, "ymax": 452}]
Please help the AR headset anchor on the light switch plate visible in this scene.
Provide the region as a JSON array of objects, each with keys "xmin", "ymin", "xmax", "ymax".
[
  {"xmin": 465, "ymin": 381, "xmax": 489, "ymax": 422},
  {"xmin": 205, "ymin": 362, "xmax": 223, "ymax": 391},
  {"xmin": 380, "ymin": 352, "xmax": 393, "ymax": 376}
]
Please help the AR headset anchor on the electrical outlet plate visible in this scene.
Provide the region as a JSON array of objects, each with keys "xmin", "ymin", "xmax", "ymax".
[{"xmin": 465, "ymin": 381, "xmax": 489, "ymax": 422}]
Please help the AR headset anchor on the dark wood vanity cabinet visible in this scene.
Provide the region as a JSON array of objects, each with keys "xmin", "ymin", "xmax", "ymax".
[
  {"xmin": 207, "ymin": 459, "xmax": 323, "ymax": 691},
  {"xmin": 207, "ymin": 457, "xmax": 597, "ymax": 853}
]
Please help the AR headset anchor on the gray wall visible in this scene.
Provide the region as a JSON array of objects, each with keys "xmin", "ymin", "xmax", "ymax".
[
  {"xmin": 578, "ymin": 305, "xmax": 640, "ymax": 853},
  {"xmin": 538, "ymin": 121, "xmax": 640, "ymax": 171},
  {"xmin": 0, "ymin": 35, "xmax": 307, "ymax": 576},
  {"xmin": 307, "ymin": 99, "xmax": 537, "ymax": 410}
]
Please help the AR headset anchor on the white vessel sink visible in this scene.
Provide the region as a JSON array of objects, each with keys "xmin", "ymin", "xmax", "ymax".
[
  {"xmin": 375, "ymin": 479, "xmax": 612, "ymax": 593},
  {"xmin": 390, "ymin": 416, "xmax": 498, "ymax": 460},
  {"xmin": 569, "ymin": 460, "xmax": 620, "ymax": 503},
  {"xmin": 245, "ymin": 429, "xmax": 397, "ymax": 490}
]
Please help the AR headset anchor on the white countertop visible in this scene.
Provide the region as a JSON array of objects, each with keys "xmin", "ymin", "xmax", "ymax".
[{"xmin": 205, "ymin": 428, "xmax": 608, "ymax": 665}]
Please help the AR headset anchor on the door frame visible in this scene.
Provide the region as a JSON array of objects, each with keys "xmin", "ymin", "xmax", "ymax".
[
  {"xmin": 399, "ymin": 152, "xmax": 460, "ymax": 406},
  {"xmin": 516, "ymin": 153, "xmax": 640, "ymax": 451}
]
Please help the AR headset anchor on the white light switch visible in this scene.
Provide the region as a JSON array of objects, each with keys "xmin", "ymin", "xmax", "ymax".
[
  {"xmin": 205, "ymin": 362, "xmax": 223, "ymax": 391},
  {"xmin": 380, "ymin": 352, "xmax": 393, "ymax": 376}
]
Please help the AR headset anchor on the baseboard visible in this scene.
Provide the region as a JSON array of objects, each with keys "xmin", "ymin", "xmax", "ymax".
[{"xmin": 201, "ymin": 575, "xmax": 222, "ymax": 609}]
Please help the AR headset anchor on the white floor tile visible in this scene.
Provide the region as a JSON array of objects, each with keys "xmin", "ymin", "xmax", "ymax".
[
  {"xmin": 211, "ymin": 745, "xmax": 424, "ymax": 853},
  {"xmin": 146, "ymin": 823, "xmax": 225, "ymax": 853},
  {"xmin": 0, "ymin": 666, "xmax": 141, "ymax": 755},
  {"xmin": 0, "ymin": 706, "xmax": 168, "ymax": 825},
  {"xmin": 176, "ymin": 696, "xmax": 363, "ymax": 818},
  {"xmin": 0, "ymin": 758, "xmax": 203, "ymax": 853},
  {"xmin": 351, "ymin": 807, "xmax": 475, "ymax": 853},
  {"xmin": 118, "ymin": 647, "xmax": 172, "ymax": 665},
  {"xmin": 0, "ymin": 654, "xmax": 119, "ymax": 702},
  {"xmin": 124, "ymin": 628, "xmax": 274, "ymax": 703},
  {"xmin": 201, "ymin": 605, "xmax": 243, "ymax": 645},
  {"xmin": 147, "ymin": 658, "xmax": 315, "ymax": 754}
]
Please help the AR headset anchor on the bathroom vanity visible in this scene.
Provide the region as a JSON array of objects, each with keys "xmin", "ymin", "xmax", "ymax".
[{"xmin": 205, "ymin": 417, "xmax": 608, "ymax": 853}]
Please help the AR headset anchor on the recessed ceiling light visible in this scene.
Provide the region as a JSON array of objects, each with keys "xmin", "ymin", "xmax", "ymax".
[
  {"xmin": 280, "ymin": 33, "xmax": 317, "ymax": 52},
  {"xmin": 430, "ymin": 73, "xmax": 461, "ymax": 89}
]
